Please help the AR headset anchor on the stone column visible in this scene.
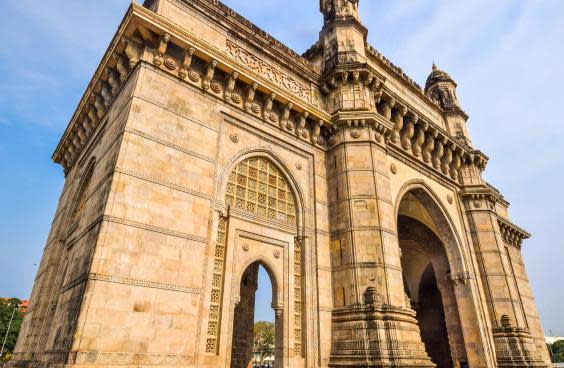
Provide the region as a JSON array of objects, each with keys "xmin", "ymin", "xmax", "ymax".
[
  {"xmin": 461, "ymin": 187, "xmax": 548, "ymax": 368},
  {"xmin": 327, "ymin": 122, "xmax": 433, "ymax": 368}
]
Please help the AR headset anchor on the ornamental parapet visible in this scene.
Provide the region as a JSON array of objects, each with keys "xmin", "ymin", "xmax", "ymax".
[
  {"xmin": 54, "ymin": 0, "xmax": 490, "ymax": 184},
  {"xmin": 320, "ymin": 67, "xmax": 489, "ymax": 184},
  {"xmin": 53, "ymin": 3, "xmax": 332, "ymax": 173}
]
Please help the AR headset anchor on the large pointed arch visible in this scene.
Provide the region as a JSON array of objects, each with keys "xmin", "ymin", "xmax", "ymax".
[
  {"xmin": 206, "ymin": 148, "xmax": 306, "ymax": 358},
  {"xmin": 394, "ymin": 179, "xmax": 470, "ymax": 276},
  {"xmin": 395, "ymin": 180, "xmax": 481, "ymax": 368}
]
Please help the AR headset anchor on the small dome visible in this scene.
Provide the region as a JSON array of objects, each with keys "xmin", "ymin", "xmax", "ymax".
[{"xmin": 425, "ymin": 63, "xmax": 456, "ymax": 92}]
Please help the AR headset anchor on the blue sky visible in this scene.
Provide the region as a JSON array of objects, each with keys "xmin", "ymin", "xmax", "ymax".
[{"xmin": 1, "ymin": 0, "xmax": 563, "ymax": 333}]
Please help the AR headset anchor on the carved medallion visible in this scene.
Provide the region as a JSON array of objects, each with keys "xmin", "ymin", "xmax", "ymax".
[
  {"xmin": 188, "ymin": 70, "xmax": 200, "ymax": 82},
  {"xmin": 474, "ymin": 200, "xmax": 482, "ymax": 208},
  {"xmin": 273, "ymin": 250, "xmax": 280, "ymax": 259},
  {"xmin": 350, "ymin": 129, "xmax": 360, "ymax": 139},
  {"xmin": 210, "ymin": 81, "xmax": 222, "ymax": 94},
  {"xmin": 374, "ymin": 131, "xmax": 383, "ymax": 143},
  {"xmin": 286, "ymin": 121, "xmax": 294, "ymax": 131},
  {"xmin": 232, "ymin": 94, "xmax": 242, "ymax": 104},
  {"xmin": 251, "ymin": 103, "xmax": 260, "ymax": 114},
  {"xmin": 296, "ymin": 163, "xmax": 303, "ymax": 171},
  {"xmin": 269, "ymin": 112, "xmax": 278, "ymax": 122},
  {"xmin": 390, "ymin": 163, "xmax": 398, "ymax": 174},
  {"xmin": 164, "ymin": 57, "xmax": 177, "ymax": 71},
  {"xmin": 242, "ymin": 244, "xmax": 249, "ymax": 252},
  {"xmin": 230, "ymin": 133, "xmax": 239, "ymax": 143},
  {"xmin": 447, "ymin": 195, "xmax": 453, "ymax": 204}
]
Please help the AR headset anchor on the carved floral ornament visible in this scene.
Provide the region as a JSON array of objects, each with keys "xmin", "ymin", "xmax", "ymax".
[
  {"xmin": 225, "ymin": 40, "xmax": 311, "ymax": 102},
  {"xmin": 449, "ymin": 271, "xmax": 474, "ymax": 286}
]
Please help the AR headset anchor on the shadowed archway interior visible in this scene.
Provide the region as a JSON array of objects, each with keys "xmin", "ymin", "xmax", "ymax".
[{"xmin": 398, "ymin": 190, "xmax": 468, "ymax": 368}]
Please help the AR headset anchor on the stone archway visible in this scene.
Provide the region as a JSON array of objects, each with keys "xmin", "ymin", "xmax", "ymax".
[
  {"xmin": 230, "ymin": 261, "xmax": 281, "ymax": 368},
  {"xmin": 206, "ymin": 155, "xmax": 306, "ymax": 367},
  {"xmin": 397, "ymin": 190, "xmax": 468, "ymax": 368}
]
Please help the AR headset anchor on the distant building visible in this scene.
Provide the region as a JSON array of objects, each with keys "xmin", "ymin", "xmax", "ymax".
[
  {"xmin": 0, "ymin": 298, "xmax": 28, "ymax": 313},
  {"xmin": 547, "ymin": 336, "xmax": 564, "ymax": 345}
]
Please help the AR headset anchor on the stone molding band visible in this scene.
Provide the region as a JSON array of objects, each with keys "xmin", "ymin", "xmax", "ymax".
[
  {"xmin": 126, "ymin": 127, "xmax": 216, "ymax": 164},
  {"xmin": 88, "ymin": 273, "xmax": 201, "ymax": 294},
  {"xmin": 115, "ymin": 167, "xmax": 212, "ymax": 201},
  {"xmin": 103, "ymin": 215, "xmax": 208, "ymax": 243},
  {"xmin": 71, "ymin": 351, "xmax": 196, "ymax": 365}
]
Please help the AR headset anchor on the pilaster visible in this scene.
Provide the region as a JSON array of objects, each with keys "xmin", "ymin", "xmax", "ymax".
[
  {"xmin": 460, "ymin": 186, "xmax": 548, "ymax": 368},
  {"xmin": 326, "ymin": 120, "xmax": 433, "ymax": 368}
]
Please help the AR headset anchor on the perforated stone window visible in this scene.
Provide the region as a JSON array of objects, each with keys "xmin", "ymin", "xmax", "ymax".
[
  {"xmin": 206, "ymin": 158, "xmax": 301, "ymax": 356},
  {"xmin": 226, "ymin": 158, "xmax": 296, "ymax": 225}
]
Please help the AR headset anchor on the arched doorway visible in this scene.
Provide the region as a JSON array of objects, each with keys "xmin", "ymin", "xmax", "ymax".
[
  {"xmin": 205, "ymin": 155, "xmax": 304, "ymax": 367},
  {"xmin": 397, "ymin": 190, "xmax": 468, "ymax": 368},
  {"xmin": 230, "ymin": 262, "xmax": 280, "ymax": 368}
]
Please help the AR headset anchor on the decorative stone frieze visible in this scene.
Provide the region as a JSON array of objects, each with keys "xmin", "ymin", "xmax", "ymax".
[
  {"xmin": 53, "ymin": 4, "xmax": 333, "ymax": 175},
  {"xmin": 225, "ymin": 40, "xmax": 312, "ymax": 102}
]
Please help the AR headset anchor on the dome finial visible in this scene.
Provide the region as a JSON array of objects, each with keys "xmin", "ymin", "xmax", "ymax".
[{"xmin": 432, "ymin": 62, "xmax": 437, "ymax": 71}]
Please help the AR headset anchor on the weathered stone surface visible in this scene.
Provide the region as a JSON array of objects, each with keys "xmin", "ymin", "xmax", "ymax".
[{"xmin": 11, "ymin": 1, "xmax": 549, "ymax": 368}]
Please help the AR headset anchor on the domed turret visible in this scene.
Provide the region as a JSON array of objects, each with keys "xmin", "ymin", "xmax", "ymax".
[
  {"xmin": 425, "ymin": 64, "xmax": 472, "ymax": 146},
  {"xmin": 425, "ymin": 64, "xmax": 462, "ymax": 111}
]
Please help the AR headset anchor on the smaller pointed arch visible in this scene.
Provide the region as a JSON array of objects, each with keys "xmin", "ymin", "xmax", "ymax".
[{"xmin": 70, "ymin": 158, "xmax": 96, "ymax": 223}]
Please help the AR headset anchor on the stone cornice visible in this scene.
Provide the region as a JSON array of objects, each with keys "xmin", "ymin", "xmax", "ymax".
[
  {"xmin": 459, "ymin": 184, "xmax": 506, "ymax": 204},
  {"xmin": 53, "ymin": 1, "xmax": 491, "ymax": 182},
  {"xmin": 497, "ymin": 217, "xmax": 530, "ymax": 249},
  {"xmin": 52, "ymin": 3, "xmax": 331, "ymax": 174},
  {"xmin": 52, "ymin": 6, "xmax": 136, "ymax": 173}
]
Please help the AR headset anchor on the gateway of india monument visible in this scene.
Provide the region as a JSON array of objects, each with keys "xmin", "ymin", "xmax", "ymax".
[{"xmin": 10, "ymin": 1, "xmax": 551, "ymax": 368}]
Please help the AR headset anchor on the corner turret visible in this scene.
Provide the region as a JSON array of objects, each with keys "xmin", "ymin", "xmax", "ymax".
[
  {"xmin": 319, "ymin": 0, "xmax": 367, "ymax": 72},
  {"xmin": 425, "ymin": 64, "xmax": 472, "ymax": 145}
]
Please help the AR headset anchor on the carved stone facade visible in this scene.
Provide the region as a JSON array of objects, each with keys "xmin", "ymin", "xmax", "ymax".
[{"xmin": 11, "ymin": 1, "xmax": 549, "ymax": 368}]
